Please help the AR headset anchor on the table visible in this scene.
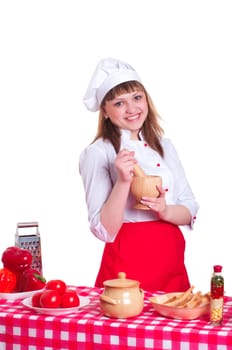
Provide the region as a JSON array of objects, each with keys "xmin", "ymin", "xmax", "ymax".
[{"xmin": 1, "ymin": 286, "xmax": 232, "ymax": 350}]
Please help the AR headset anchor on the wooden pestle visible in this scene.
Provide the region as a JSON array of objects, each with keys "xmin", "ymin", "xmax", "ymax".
[
  {"xmin": 133, "ymin": 163, "xmax": 146, "ymax": 177},
  {"xmin": 124, "ymin": 149, "xmax": 146, "ymax": 177}
]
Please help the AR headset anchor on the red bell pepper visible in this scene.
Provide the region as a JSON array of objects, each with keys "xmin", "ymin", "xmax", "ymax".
[
  {"xmin": 1, "ymin": 246, "xmax": 32, "ymax": 272},
  {"xmin": 0, "ymin": 267, "xmax": 17, "ymax": 293},
  {"xmin": 18, "ymin": 268, "xmax": 46, "ymax": 292}
]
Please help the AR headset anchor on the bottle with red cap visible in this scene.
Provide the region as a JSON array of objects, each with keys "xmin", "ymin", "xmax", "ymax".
[{"xmin": 210, "ymin": 265, "xmax": 224, "ymax": 326}]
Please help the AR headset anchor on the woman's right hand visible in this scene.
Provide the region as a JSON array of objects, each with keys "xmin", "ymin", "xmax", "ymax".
[{"xmin": 114, "ymin": 149, "xmax": 137, "ymax": 182}]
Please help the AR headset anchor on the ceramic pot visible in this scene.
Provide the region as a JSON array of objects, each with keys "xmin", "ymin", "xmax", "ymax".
[
  {"xmin": 99, "ymin": 272, "xmax": 144, "ymax": 318},
  {"xmin": 130, "ymin": 175, "xmax": 162, "ymax": 210}
]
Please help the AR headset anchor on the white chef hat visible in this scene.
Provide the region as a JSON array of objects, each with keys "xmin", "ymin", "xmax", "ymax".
[{"xmin": 82, "ymin": 57, "xmax": 142, "ymax": 112}]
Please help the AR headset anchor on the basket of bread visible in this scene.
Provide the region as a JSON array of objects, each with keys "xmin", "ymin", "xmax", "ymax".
[{"xmin": 150, "ymin": 286, "xmax": 210, "ymax": 320}]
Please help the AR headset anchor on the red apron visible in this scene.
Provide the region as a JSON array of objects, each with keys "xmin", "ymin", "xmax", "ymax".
[{"xmin": 95, "ymin": 221, "xmax": 190, "ymax": 292}]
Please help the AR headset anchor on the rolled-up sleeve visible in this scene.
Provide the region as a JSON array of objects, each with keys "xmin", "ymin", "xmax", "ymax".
[
  {"xmin": 163, "ymin": 139, "xmax": 199, "ymax": 229},
  {"xmin": 79, "ymin": 141, "xmax": 115, "ymax": 242}
]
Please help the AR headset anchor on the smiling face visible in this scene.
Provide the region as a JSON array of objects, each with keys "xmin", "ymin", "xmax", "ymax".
[{"xmin": 102, "ymin": 86, "xmax": 148, "ymax": 140}]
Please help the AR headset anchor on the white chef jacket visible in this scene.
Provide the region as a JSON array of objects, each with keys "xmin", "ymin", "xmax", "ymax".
[{"xmin": 79, "ymin": 129, "xmax": 199, "ymax": 243}]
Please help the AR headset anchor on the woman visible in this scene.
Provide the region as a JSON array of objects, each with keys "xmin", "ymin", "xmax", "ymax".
[{"xmin": 79, "ymin": 57, "xmax": 199, "ymax": 292}]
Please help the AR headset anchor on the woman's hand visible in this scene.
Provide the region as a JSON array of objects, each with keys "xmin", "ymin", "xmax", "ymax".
[
  {"xmin": 140, "ymin": 185, "xmax": 192, "ymax": 226},
  {"xmin": 140, "ymin": 185, "xmax": 167, "ymax": 219},
  {"xmin": 115, "ymin": 149, "xmax": 137, "ymax": 182},
  {"xmin": 100, "ymin": 149, "xmax": 137, "ymax": 239}
]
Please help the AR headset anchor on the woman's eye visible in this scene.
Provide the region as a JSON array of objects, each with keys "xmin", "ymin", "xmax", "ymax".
[
  {"xmin": 135, "ymin": 94, "xmax": 142, "ymax": 100},
  {"xmin": 114, "ymin": 101, "xmax": 122, "ymax": 107}
]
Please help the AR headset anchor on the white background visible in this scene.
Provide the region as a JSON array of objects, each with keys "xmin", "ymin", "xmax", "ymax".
[{"xmin": 0, "ymin": 1, "xmax": 231, "ymax": 295}]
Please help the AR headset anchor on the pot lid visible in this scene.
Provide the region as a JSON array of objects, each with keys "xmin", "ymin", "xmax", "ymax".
[{"xmin": 103, "ymin": 272, "xmax": 140, "ymax": 288}]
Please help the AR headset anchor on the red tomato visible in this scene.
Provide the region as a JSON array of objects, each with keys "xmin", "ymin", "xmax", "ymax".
[
  {"xmin": 61, "ymin": 289, "xmax": 80, "ymax": 308},
  {"xmin": 32, "ymin": 291, "xmax": 43, "ymax": 307},
  {"xmin": 40, "ymin": 290, "xmax": 61, "ymax": 308},
  {"xmin": 45, "ymin": 279, "xmax": 66, "ymax": 295}
]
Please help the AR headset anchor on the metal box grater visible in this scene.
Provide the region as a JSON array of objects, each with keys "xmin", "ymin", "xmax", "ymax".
[{"xmin": 15, "ymin": 221, "xmax": 43, "ymax": 274}]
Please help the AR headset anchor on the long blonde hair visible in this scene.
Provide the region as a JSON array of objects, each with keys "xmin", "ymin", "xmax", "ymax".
[{"xmin": 92, "ymin": 81, "xmax": 164, "ymax": 157}]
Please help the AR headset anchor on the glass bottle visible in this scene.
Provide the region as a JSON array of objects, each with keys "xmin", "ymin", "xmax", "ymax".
[{"xmin": 210, "ymin": 265, "xmax": 224, "ymax": 326}]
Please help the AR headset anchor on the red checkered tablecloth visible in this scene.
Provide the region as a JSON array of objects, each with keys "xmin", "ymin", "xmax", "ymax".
[{"xmin": 0, "ymin": 286, "xmax": 232, "ymax": 350}]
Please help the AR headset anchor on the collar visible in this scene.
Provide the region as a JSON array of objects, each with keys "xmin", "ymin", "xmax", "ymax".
[{"xmin": 120, "ymin": 128, "xmax": 144, "ymax": 141}]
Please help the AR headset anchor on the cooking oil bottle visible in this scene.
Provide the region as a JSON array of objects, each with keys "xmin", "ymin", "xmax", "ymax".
[{"xmin": 210, "ymin": 265, "xmax": 224, "ymax": 326}]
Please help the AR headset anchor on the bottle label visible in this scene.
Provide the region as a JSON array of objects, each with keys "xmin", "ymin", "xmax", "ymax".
[{"xmin": 211, "ymin": 285, "xmax": 224, "ymax": 299}]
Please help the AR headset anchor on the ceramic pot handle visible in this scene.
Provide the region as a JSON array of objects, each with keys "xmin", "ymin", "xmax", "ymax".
[{"xmin": 99, "ymin": 294, "xmax": 117, "ymax": 305}]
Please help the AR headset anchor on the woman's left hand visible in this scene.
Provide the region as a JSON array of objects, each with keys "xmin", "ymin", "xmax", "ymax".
[{"xmin": 140, "ymin": 185, "xmax": 167, "ymax": 218}]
